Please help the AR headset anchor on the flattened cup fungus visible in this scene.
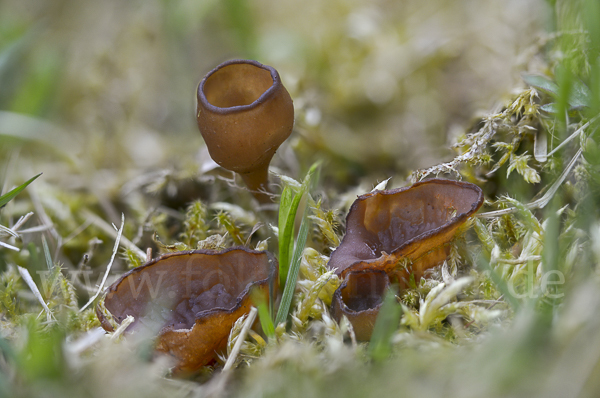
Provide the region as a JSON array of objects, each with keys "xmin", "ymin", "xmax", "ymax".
[
  {"xmin": 331, "ymin": 270, "xmax": 390, "ymax": 341},
  {"xmin": 197, "ymin": 59, "xmax": 294, "ymax": 202},
  {"xmin": 329, "ymin": 179, "xmax": 484, "ymax": 280},
  {"xmin": 96, "ymin": 247, "xmax": 278, "ymax": 374},
  {"xmin": 328, "ymin": 179, "xmax": 483, "ymax": 340}
]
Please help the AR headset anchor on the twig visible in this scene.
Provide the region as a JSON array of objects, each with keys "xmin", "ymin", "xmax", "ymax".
[
  {"xmin": 0, "ymin": 240, "xmax": 19, "ymax": 251},
  {"xmin": 547, "ymin": 115, "xmax": 598, "ymax": 157},
  {"xmin": 15, "ymin": 225, "xmax": 52, "ymax": 234},
  {"xmin": 205, "ymin": 308, "xmax": 258, "ymax": 398},
  {"xmin": 223, "ymin": 307, "xmax": 257, "ymax": 371},
  {"xmin": 413, "ymin": 112, "xmax": 502, "ymax": 182},
  {"xmin": 478, "ymin": 148, "xmax": 582, "ymax": 218},
  {"xmin": 0, "ymin": 224, "xmax": 19, "ymax": 238},
  {"xmin": 497, "ymin": 256, "xmax": 542, "ymax": 265},
  {"xmin": 82, "ymin": 209, "xmax": 145, "ymax": 261},
  {"xmin": 79, "ymin": 213, "xmax": 124, "ymax": 312},
  {"xmin": 487, "ymin": 295, "xmax": 504, "ymax": 310},
  {"xmin": 110, "ymin": 315, "xmax": 134, "ymax": 340},
  {"xmin": 17, "ymin": 265, "xmax": 53, "ymax": 322},
  {"xmin": 11, "ymin": 212, "xmax": 34, "ymax": 232}
]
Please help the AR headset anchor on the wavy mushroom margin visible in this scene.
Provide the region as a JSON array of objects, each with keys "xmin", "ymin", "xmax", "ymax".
[{"xmin": 96, "ymin": 247, "xmax": 278, "ymax": 373}]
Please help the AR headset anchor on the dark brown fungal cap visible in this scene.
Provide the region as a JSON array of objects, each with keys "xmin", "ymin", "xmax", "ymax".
[
  {"xmin": 331, "ymin": 270, "xmax": 390, "ymax": 341},
  {"xmin": 196, "ymin": 59, "xmax": 294, "ymax": 200},
  {"xmin": 328, "ymin": 179, "xmax": 483, "ymax": 341},
  {"xmin": 328, "ymin": 179, "xmax": 484, "ymax": 281},
  {"xmin": 96, "ymin": 247, "xmax": 278, "ymax": 374}
]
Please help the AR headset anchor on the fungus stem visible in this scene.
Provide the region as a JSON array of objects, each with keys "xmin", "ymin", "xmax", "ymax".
[{"xmin": 239, "ymin": 166, "xmax": 271, "ymax": 203}]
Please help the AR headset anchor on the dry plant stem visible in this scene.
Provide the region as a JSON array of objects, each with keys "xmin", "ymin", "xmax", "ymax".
[
  {"xmin": 11, "ymin": 212, "xmax": 33, "ymax": 232},
  {"xmin": 0, "ymin": 241, "xmax": 19, "ymax": 251},
  {"xmin": 477, "ymin": 147, "xmax": 582, "ymax": 218},
  {"xmin": 547, "ymin": 115, "xmax": 598, "ymax": 157},
  {"xmin": 82, "ymin": 209, "xmax": 146, "ymax": 260},
  {"xmin": 17, "ymin": 225, "xmax": 52, "ymax": 234},
  {"xmin": 62, "ymin": 219, "xmax": 93, "ymax": 245},
  {"xmin": 412, "ymin": 89, "xmax": 537, "ymax": 182},
  {"xmin": 0, "ymin": 224, "xmax": 19, "ymax": 238},
  {"xmin": 110, "ymin": 316, "xmax": 134, "ymax": 341},
  {"xmin": 207, "ymin": 306, "xmax": 257, "ymax": 398},
  {"xmin": 17, "ymin": 265, "xmax": 53, "ymax": 322},
  {"xmin": 79, "ymin": 213, "xmax": 124, "ymax": 312},
  {"xmin": 223, "ymin": 306, "xmax": 258, "ymax": 371},
  {"xmin": 497, "ymin": 256, "xmax": 541, "ymax": 264},
  {"xmin": 28, "ymin": 185, "xmax": 61, "ymax": 246}
]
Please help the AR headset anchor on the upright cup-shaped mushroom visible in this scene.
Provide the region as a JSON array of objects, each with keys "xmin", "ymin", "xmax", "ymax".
[
  {"xmin": 197, "ymin": 59, "xmax": 294, "ymax": 202},
  {"xmin": 331, "ymin": 269, "xmax": 390, "ymax": 341}
]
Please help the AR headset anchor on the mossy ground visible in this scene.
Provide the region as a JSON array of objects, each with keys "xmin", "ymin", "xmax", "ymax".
[{"xmin": 2, "ymin": 0, "xmax": 600, "ymax": 397}]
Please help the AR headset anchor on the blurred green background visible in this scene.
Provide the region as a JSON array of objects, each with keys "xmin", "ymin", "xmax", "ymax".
[{"xmin": 0, "ymin": 0, "xmax": 547, "ymax": 189}]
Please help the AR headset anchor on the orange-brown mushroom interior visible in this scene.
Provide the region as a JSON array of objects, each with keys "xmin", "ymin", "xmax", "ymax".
[
  {"xmin": 329, "ymin": 180, "xmax": 484, "ymax": 277},
  {"xmin": 355, "ymin": 181, "xmax": 481, "ymax": 258},
  {"xmin": 341, "ymin": 271, "xmax": 389, "ymax": 312},
  {"xmin": 203, "ymin": 63, "xmax": 273, "ymax": 108}
]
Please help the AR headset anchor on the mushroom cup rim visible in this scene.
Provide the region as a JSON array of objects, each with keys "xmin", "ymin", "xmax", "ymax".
[
  {"xmin": 197, "ymin": 59, "xmax": 283, "ymax": 115},
  {"xmin": 97, "ymin": 246, "xmax": 278, "ymax": 333},
  {"xmin": 331, "ymin": 178, "xmax": 484, "ymax": 278},
  {"xmin": 333, "ymin": 269, "xmax": 390, "ymax": 315}
]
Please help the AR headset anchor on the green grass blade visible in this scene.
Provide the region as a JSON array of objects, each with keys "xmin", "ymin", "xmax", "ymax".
[
  {"xmin": 257, "ymin": 300, "xmax": 275, "ymax": 339},
  {"xmin": 369, "ymin": 287, "xmax": 402, "ymax": 362},
  {"xmin": 277, "ymin": 162, "xmax": 321, "ymax": 287},
  {"xmin": 278, "ymin": 187, "xmax": 305, "ymax": 287},
  {"xmin": 41, "ymin": 235, "xmax": 53, "ymax": 270},
  {"xmin": 304, "ymin": 161, "xmax": 321, "ymax": 189},
  {"xmin": 278, "ymin": 185, "xmax": 293, "ymax": 238},
  {"xmin": 274, "ymin": 162, "xmax": 320, "ymax": 325},
  {"xmin": 275, "ymin": 198, "xmax": 310, "ymax": 326},
  {"xmin": 278, "ymin": 185, "xmax": 293, "ymax": 283},
  {"xmin": 0, "ymin": 173, "xmax": 41, "ymax": 209},
  {"xmin": 251, "ymin": 288, "xmax": 275, "ymax": 339}
]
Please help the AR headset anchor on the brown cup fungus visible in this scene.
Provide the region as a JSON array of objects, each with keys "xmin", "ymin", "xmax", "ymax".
[
  {"xmin": 331, "ymin": 270, "xmax": 390, "ymax": 341},
  {"xmin": 197, "ymin": 59, "xmax": 294, "ymax": 202},
  {"xmin": 96, "ymin": 247, "xmax": 278, "ymax": 373},
  {"xmin": 328, "ymin": 179, "xmax": 483, "ymax": 340}
]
